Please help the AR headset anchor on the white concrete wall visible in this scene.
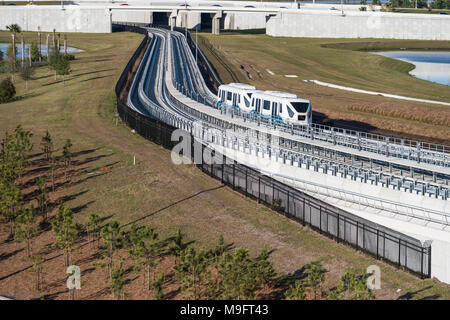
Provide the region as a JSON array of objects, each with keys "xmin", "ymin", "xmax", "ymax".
[
  {"xmin": 0, "ymin": 6, "xmax": 112, "ymax": 33},
  {"xmin": 111, "ymin": 9, "xmax": 153, "ymax": 24},
  {"xmin": 223, "ymin": 12, "xmax": 267, "ymax": 30},
  {"xmin": 267, "ymin": 10, "xmax": 450, "ymax": 40}
]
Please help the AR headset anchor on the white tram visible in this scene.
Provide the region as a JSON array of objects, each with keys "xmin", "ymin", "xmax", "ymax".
[{"xmin": 217, "ymin": 83, "xmax": 312, "ymax": 126}]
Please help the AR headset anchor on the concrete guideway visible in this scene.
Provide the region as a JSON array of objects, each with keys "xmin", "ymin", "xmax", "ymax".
[
  {"xmin": 125, "ymin": 26, "xmax": 450, "ymax": 283},
  {"xmin": 304, "ymin": 80, "xmax": 450, "ymax": 107}
]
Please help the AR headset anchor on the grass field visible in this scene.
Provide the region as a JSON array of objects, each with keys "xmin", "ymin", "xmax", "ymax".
[
  {"xmin": 198, "ymin": 32, "xmax": 450, "ymax": 145},
  {"xmin": 0, "ymin": 30, "xmax": 449, "ymax": 299}
]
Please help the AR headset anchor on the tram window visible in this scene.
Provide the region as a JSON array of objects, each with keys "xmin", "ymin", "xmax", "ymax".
[
  {"xmin": 244, "ymin": 96, "xmax": 250, "ymax": 108},
  {"xmin": 279, "ymin": 104, "xmax": 283, "ymax": 113},
  {"xmin": 287, "ymin": 107, "xmax": 294, "ymax": 118},
  {"xmin": 227, "ymin": 91, "xmax": 232, "ymax": 100},
  {"xmin": 251, "ymin": 99, "xmax": 254, "ymax": 107},
  {"xmin": 290, "ymin": 102, "xmax": 309, "ymax": 113},
  {"xmin": 248, "ymin": 93, "xmax": 253, "ymax": 98},
  {"xmin": 263, "ymin": 100, "xmax": 270, "ymax": 110},
  {"xmin": 238, "ymin": 95, "xmax": 241, "ymax": 103}
]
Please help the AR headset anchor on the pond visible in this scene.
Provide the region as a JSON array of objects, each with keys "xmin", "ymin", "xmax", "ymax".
[
  {"xmin": 0, "ymin": 43, "xmax": 83, "ymax": 58},
  {"xmin": 374, "ymin": 51, "xmax": 450, "ymax": 86}
]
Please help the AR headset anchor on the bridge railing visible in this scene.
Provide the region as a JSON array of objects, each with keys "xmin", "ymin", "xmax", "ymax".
[{"xmin": 114, "ymin": 23, "xmax": 432, "ymax": 280}]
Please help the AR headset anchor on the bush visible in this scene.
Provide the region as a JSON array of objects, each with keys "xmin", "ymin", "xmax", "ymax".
[
  {"xmin": 63, "ymin": 54, "xmax": 75, "ymax": 61},
  {"xmin": 0, "ymin": 78, "xmax": 16, "ymax": 103}
]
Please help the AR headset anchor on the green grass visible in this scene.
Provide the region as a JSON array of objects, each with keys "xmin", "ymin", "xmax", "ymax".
[{"xmin": 0, "ymin": 30, "xmax": 449, "ymax": 299}]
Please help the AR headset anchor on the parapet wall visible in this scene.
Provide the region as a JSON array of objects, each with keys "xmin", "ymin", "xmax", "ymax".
[
  {"xmin": 266, "ymin": 10, "xmax": 450, "ymax": 40},
  {"xmin": 0, "ymin": 6, "xmax": 112, "ymax": 33}
]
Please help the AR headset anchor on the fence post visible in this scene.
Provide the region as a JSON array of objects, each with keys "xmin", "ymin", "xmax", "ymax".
[
  {"xmin": 428, "ymin": 245, "xmax": 432, "ymax": 278},
  {"xmin": 287, "ymin": 191, "xmax": 290, "ymax": 216},
  {"xmin": 302, "ymin": 198, "xmax": 306, "ymax": 226},
  {"xmin": 376, "ymin": 229, "xmax": 379, "ymax": 259},
  {"xmin": 245, "ymin": 169, "xmax": 248, "ymax": 196},
  {"xmin": 398, "ymin": 238, "xmax": 402, "ymax": 268},
  {"xmin": 232, "ymin": 163, "xmax": 235, "ymax": 190},
  {"xmin": 356, "ymin": 221, "xmax": 359, "ymax": 250},
  {"xmin": 258, "ymin": 176, "xmax": 261, "ymax": 203},
  {"xmin": 221, "ymin": 162, "xmax": 224, "ymax": 184},
  {"xmin": 319, "ymin": 205, "xmax": 322, "ymax": 233},
  {"xmin": 337, "ymin": 213, "xmax": 340, "ymax": 243}
]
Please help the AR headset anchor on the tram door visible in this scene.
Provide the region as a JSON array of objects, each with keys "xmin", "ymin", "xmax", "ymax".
[
  {"xmin": 271, "ymin": 102, "xmax": 278, "ymax": 117},
  {"xmin": 255, "ymin": 99, "xmax": 261, "ymax": 113},
  {"xmin": 232, "ymin": 93, "xmax": 237, "ymax": 107}
]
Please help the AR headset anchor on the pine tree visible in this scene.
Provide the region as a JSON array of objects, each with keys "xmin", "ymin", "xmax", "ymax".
[
  {"xmin": 62, "ymin": 139, "xmax": 72, "ymax": 180},
  {"xmin": 285, "ymin": 280, "xmax": 306, "ymax": 300},
  {"xmin": 36, "ymin": 177, "xmax": 49, "ymax": 221},
  {"xmin": 255, "ymin": 245, "xmax": 276, "ymax": 289},
  {"xmin": 110, "ymin": 262, "xmax": 126, "ymax": 300},
  {"xmin": 101, "ymin": 220, "xmax": 125, "ymax": 280},
  {"xmin": 29, "ymin": 254, "xmax": 45, "ymax": 291},
  {"xmin": 86, "ymin": 213, "xmax": 101, "ymax": 248},
  {"xmin": 14, "ymin": 203, "xmax": 37, "ymax": 257},
  {"xmin": 170, "ymin": 227, "xmax": 187, "ymax": 265},
  {"xmin": 304, "ymin": 260, "xmax": 326, "ymax": 300},
  {"xmin": 40, "ymin": 130, "xmax": 53, "ymax": 161},
  {"xmin": 51, "ymin": 203, "xmax": 80, "ymax": 266},
  {"xmin": 134, "ymin": 226, "xmax": 160, "ymax": 290},
  {"xmin": 174, "ymin": 247, "xmax": 209, "ymax": 299},
  {"xmin": 328, "ymin": 269, "xmax": 376, "ymax": 300},
  {"xmin": 152, "ymin": 273, "xmax": 165, "ymax": 300}
]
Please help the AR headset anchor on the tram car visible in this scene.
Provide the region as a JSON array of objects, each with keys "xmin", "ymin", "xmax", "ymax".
[
  {"xmin": 216, "ymin": 83, "xmax": 259, "ymax": 113},
  {"xmin": 251, "ymin": 91, "xmax": 312, "ymax": 126},
  {"xmin": 217, "ymin": 83, "xmax": 312, "ymax": 126}
]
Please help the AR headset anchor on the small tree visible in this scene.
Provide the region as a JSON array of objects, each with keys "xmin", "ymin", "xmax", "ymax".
[
  {"xmin": 170, "ymin": 228, "xmax": 187, "ymax": 265},
  {"xmin": 36, "ymin": 177, "xmax": 49, "ymax": 221},
  {"xmin": 133, "ymin": 226, "xmax": 160, "ymax": 290},
  {"xmin": 304, "ymin": 260, "xmax": 326, "ymax": 300},
  {"xmin": 40, "ymin": 130, "xmax": 53, "ymax": 161},
  {"xmin": 48, "ymin": 49, "xmax": 61, "ymax": 80},
  {"xmin": 56, "ymin": 57, "xmax": 70, "ymax": 85},
  {"xmin": 30, "ymin": 42, "xmax": 41, "ymax": 62},
  {"xmin": 0, "ymin": 77, "xmax": 16, "ymax": 103},
  {"xmin": 86, "ymin": 213, "xmax": 101, "ymax": 248},
  {"xmin": 328, "ymin": 269, "xmax": 376, "ymax": 300},
  {"xmin": 285, "ymin": 280, "xmax": 306, "ymax": 300},
  {"xmin": 51, "ymin": 203, "xmax": 80, "ymax": 266},
  {"xmin": 5, "ymin": 44, "xmax": 18, "ymax": 84},
  {"xmin": 174, "ymin": 247, "xmax": 209, "ymax": 299},
  {"xmin": 29, "ymin": 254, "xmax": 45, "ymax": 291},
  {"xmin": 62, "ymin": 139, "xmax": 72, "ymax": 180},
  {"xmin": 101, "ymin": 220, "xmax": 125, "ymax": 280},
  {"xmin": 110, "ymin": 262, "xmax": 126, "ymax": 300},
  {"xmin": 48, "ymin": 156, "xmax": 57, "ymax": 192},
  {"xmin": 255, "ymin": 245, "xmax": 276, "ymax": 289},
  {"xmin": 14, "ymin": 203, "xmax": 37, "ymax": 257},
  {"xmin": 18, "ymin": 63, "xmax": 34, "ymax": 90},
  {"xmin": 218, "ymin": 248, "xmax": 261, "ymax": 300},
  {"xmin": 153, "ymin": 273, "xmax": 165, "ymax": 300}
]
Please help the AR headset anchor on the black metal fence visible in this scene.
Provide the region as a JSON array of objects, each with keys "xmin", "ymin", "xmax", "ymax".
[{"xmin": 113, "ymin": 24, "xmax": 432, "ymax": 279}]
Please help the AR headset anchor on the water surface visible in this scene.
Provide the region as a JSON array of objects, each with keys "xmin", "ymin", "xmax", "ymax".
[
  {"xmin": 375, "ymin": 51, "xmax": 450, "ymax": 86},
  {"xmin": 0, "ymin": 43, "xmax": 82, "ymax": 58}
]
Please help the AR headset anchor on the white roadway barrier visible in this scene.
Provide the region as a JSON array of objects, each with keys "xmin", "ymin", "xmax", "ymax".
[
  {"xmin": 0, "ymin": 6, "xmax": 112, "ymax": 33},
  {"xmin": 267, "ymin": 10, "xmax": 450, "ymax": 41}
]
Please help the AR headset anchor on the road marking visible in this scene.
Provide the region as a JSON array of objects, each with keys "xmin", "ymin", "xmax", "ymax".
[
  {"xmin": 266, "ymin": 69, "xmax": 275, "ymax": 75},
  {"xmin": 284, "ymin": 74, "xmax": 298, "ymax": 78}
]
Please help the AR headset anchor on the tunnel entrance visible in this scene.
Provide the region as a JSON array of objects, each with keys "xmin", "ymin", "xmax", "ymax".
[
  {"xmin": 153, "ymin": 12, "xmax": 169, "ymax": 26},
  {"xmin": 200, "ymin": 13, "xmax": 212, "ymax": 31}
]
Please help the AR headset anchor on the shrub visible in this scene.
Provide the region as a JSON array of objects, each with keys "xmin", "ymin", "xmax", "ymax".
[{"xmin": 0, "ymin": 77, "xmax": 16, "ymax": 103}]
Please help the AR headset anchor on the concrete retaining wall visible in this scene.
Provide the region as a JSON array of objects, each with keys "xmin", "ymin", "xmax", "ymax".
[
  {"xmin": 223, "ymin": 12, "xmax": 267, "ymax": 30},
  {"xmin": 0, "ymin": 6, "xmax": 112, "ymax": 33},
  {"xmin": 267, "ymin": 10, "xmax": 450, "ymax": 40}
]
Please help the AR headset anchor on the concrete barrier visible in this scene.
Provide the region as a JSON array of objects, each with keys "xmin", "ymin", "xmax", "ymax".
[
  {"xmin": 267, "ymin": 10, "xmax": 450, "ymax": 40},
  {"xmin": 0, "ymin": 6, "xmax": 112, "ymax": 33}
]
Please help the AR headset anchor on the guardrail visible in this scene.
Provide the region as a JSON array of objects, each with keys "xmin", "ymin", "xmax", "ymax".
[{"xmin": 114, "ymin": 23, "xmax": 432, "ymax": 279}]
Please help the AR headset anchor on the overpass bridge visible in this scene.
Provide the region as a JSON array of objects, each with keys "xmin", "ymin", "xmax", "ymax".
[{"xmin": 109, "ymin": 5, "xmax": 280, "ymax": 34}]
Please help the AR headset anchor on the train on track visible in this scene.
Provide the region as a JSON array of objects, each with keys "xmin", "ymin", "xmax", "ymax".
[{"xmin": 216, "ymin": 83, "xmax": 312, "ymax": 126}]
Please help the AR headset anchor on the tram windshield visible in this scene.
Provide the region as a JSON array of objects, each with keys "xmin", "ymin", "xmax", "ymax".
[{"xmin": 290, "ymin": 102, "xmax": 309, "ymax": 113}]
